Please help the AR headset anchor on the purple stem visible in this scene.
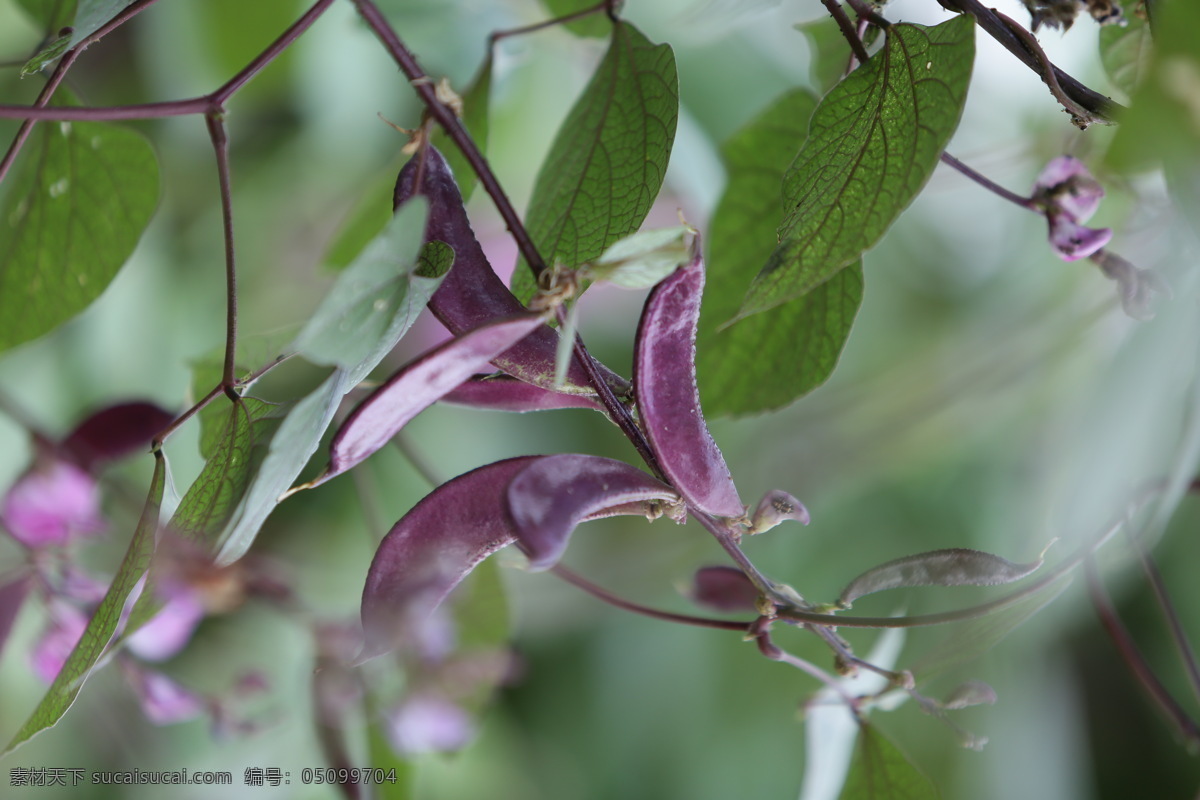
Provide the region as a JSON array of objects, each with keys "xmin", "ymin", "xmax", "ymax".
[
  {"xmin": 0, "ymin": 0, "xmax": 163, "ymax": 181},
  {"xmin": 1123, "ymin": 532, "xmax": 1200, "ymax": 706},
  {"xmin": 939, "ymin": 152, "xmax": 1038, "ymax": 211},
  {"xmin": 1085, "ymin": 556, "xmax": 1200, "ymax": 747},
  {"xmin": 205, "ymin": 114, "xmax": 240, "ymax": 393},
  {"xmin": 820, "ymin": 0, "xmax": 870, "ymax": 68},
  {"xmin": 550, "ymin": 564, "xmax": 750, "ymax": 632},
  {"xmin": 349, "ymin": 0, "xmax": 548, "ymax": 279},
  {"xmin": 937, "ymin": 0, "xmax": 1118, "ymax": 122},
  {"xmin": 490, "ymin": 0, "xmax": 611, "ymax": 44},
  {"xmin": 213, "ymin": 0, "xmax": 336, "ymax": 104}
]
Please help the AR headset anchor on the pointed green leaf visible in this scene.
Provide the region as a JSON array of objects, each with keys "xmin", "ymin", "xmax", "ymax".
[
  {"xmin": 324, "ymin": 168, "xmax": 401, "ymax": 272},
  {"xmin": 170, "ymin": 397, "xmax": 283, "ymax": 546},
  {"xmin": 4, "ymin": 454, "xmax": 165, "ymax": 754},
  {"xmin": 540, "ymin": 0, "xmax": 612, "ymax": 38},
  {"xmin": 1107, "ymin": 1, "xmax": 1200, "ymax": 174},
  {"xmin": 66, "ymin": 0, "xmax": 137, "ymax": 47},
  {"xmin": 836, "ymin": 548, "xmax": 1045, "ymax": 609},
  {"xmin": 585, "ymin": 225, "xmax": 694, "ymax": 288},
  {"xmin": 431, "ymin": 54, "xmax": 493, "ymax": 203},
  {"xmin": 214, "ymin": 201, "xmax": 447, "ymax": 565},
  {"xmin": 0, "ymin": 112, "xmax": 159, "ymax": 354},
  {"xmin": 511, "ymin": 20, "xmax": 678, "ymax": 303},
  {"xmin": 293, "ymin": 199, "xmax": 441, "ymax": 382},
  {"xmin": 697, "ymin": 88, "xmax": 862, "ymax": 415},
  {"xmin": 14, "ymin": 0, "xmax": 77, "ymax": 30},
  {"xmin": 838, "ymin": 723, "xmax": 939, "ymax": 800},
  {"xmin": 736, "ymin": 16, "xmax": 973, "ymax": 319},
  {"xmin": 14, "ymin": 0, "xmax": 76, "ymax": 78},
  {"xmin": 1099, "ymin": 14, "xmax": 1153, "ymax": 98},
  {"xmin": 215, "ymin": 370, "xmax": 350, "ymax": 565},
  {"xmin": 21, "ymin": 30, "xmax": 72, "ymax": 76},
  {"xmin": 797, "ymin": 15, "xmax": 850, "ymax": 94}
]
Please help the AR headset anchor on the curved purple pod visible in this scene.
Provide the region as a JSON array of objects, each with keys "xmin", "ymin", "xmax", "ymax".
[
  {"xmin": 394, "ymin": 146, "xmax": 629, "ymax": 396},
  {"xmin": 632, "ymin": 250, "xmax": 743, "ymax": 517},
  {"xmin": 691, "ymin": 565, "xmax": 759, "ymax": 613},
  {"xmin": 322, "ymin": 314, "xmax": 546, "ymax": 485},
  {"xmin": 506, "ymin": 454, "xmax": 680, "ymax": 571},
  {"xmin": 359, "ymin": 457, "xmax": 537, "ymax": 662},
  {"xmin": 441, "ymin": 374, "xmax": 604, "ymax": 413},
  {"xmin": 61, "ymin": 401, "xmax": 175, "ymax": 470}
]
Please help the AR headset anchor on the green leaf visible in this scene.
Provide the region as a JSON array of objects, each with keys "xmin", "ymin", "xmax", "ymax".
[
  {"xmin": 170, "ymin": 397, "xmax": 283, "ymax": 546},
  {"xmin": 293, "ymin": 198, "xmax": 443, "ymax": 384},
  {"xmin": 585, "ymin": 225, "xmax": 694, "ymax": 288},
  {"xmin": 214, "ymin": 369, "xmax": 349, "ymax": 565},
  {"xmin": 1107, "ymin": 1, "xmax": 1200, "ymax": 175},
  {"xmin": 4, "ymin": 454, "xmax": 165, "ymax": 754},
  {"xmin": 911, "ymin": 573, "xmax": 1071, "ymax": 681},
  {"xmin": 66, "ymin": 0, "xmax": 137, "ymax": 47},
  {"xmin": 838, "ymin": 723, "xmax": 939, "ymax": 800},
  {"xmin": 697, "ymin": 88, "xmax": 862, "ymax": 415},
  {"xmin": 324, "ymin": 166, "xmax": 402, "ymax": 272},
  {"xmin": 0, "ymin": 112, "xmax": 159, "ymax": 354},
  {"xmin": 511, "ymin": 20, "xmax": 679, "ymax": 303},
  {"xmin": 1099, "ymin": 14, "xmax": 1153, "ymax": 98},
  {"xmin": 431, "ymin": 54, "xmax": 494, "ymax": 204},
  {"xmin": 736, "ymin": 16, "xmax": 974, "ymax": 320},
  {"xmin": 20, "ymin": 30, "xmax": 72, "ymax": 76},
  {"xmin": 797, "ymin": 15, "xmax": 850, "ymax": 94},
  {"xmin": 540, "ymin": 0, "xmax": 613, "ymax": 38},
  {"xmin": 214, "ymin": 199, "xmax": 446, "ymax": 565},
  {"xmin": 14, "ymin": 0, "xmax": 77, "ymax": 30}
]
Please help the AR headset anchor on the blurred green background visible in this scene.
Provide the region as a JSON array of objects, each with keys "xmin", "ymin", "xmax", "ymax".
[{"xmin": 1, "ymin": 0, "xmax": 1197, "ymax": 798}]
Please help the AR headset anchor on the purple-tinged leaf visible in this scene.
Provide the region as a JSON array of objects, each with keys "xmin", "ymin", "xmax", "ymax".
[
  {"xmin": 359, "ymin": 457, "xmax": 536, "ymax": 663},
  {"xmin": 691, "ymin": 565, "xmax": 759, "ymax": 613},
  {"xmin": 505, "ymin": 454, "xmax": 680, "ymax": 571},
  {"xmin": 1, "ymin": 461, "xmax": 106, "ymax": 548},
  {"xmin": 749, "ymin": 489, "xmax": 810, "ymax": 534},
  {"xmin": 320, "ymin": 314, "xmax": 546, "ymax": 485},
  {"xmin": 441, "ymin": 374, "xmax": 604, "ymax": 413},
  {"xmin": 60, "ymin": 401, "xmax": 175, "ymax": 471},
  {"xmin": 0, "ymin": 572, "xmax": 32, "ymax": 660},
  {"xmin": 837, "ymin": 548, "xmax": 1045, "ymax": 610},
  {"xmin": 393, "ymin": 146, "xmax": 629, "ymax": 396},
  {"xmin": 633, "ymin": 249, "xmax": 743, "ymax": 517}
]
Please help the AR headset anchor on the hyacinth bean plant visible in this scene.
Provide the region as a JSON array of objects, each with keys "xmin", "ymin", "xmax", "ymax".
[{"xmin": 0, "ymin": 0, "xmax": 1198, "ymax": 797}]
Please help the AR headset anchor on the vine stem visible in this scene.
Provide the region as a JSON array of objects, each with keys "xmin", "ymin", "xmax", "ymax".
[
  {"xmin": 0, "ymin": 0, "xmax": 163, "ymax": 182},
  {"xmin": 1122, "ymin": 529, "xmax": 1200, "ymax": 706},
  {"xmin": 1085, "ymin": 556, "xmax": 1200, "ymax": 747},
  {"xmin": 350, "ymin": 0, "xmax": 549, "ymax": 279},
  {"xmin": 937, "ymin": 0, "xmax": 1119, "ymax": 122},
  {"xmin": 938, "ymin": 152, "xmax": 1037, "ymax": 211},
  {"xmin": 820, "ymin": 0, "xmax": 870, "ymax": 66},
  {"xmin": 490, "ymin": 0, "xmax": 611, "ymax": 44},
  {"xmin": 550, "ymin": 564, "xmax": 750, "ymax": 631},
  {"xmin": 205, "ymin": 114, "xmax": 240, "ymax": 394}
]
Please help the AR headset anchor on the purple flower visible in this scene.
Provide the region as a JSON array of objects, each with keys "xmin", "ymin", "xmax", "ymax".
[
  {"xmin": 1032, "ymin": 156, "xmax": 1111, "ymax": 262},
  {"xmin": 1, "ymin": 461, "xmax": 105, "ymax": 548},
  {"xmin": 30, "ymin": 602, "xmax": 89, "ymax": 683},
  {"xmin": 126, "ymin": 587, "xmax": 207, "ymax": 662},
  {"xmin": 386, "ymin": 693, "xmax": 474, "ymax": 755},
  {"xmin": 124, "ymin": 665, "xmax": 206, "ymax": 725}
]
